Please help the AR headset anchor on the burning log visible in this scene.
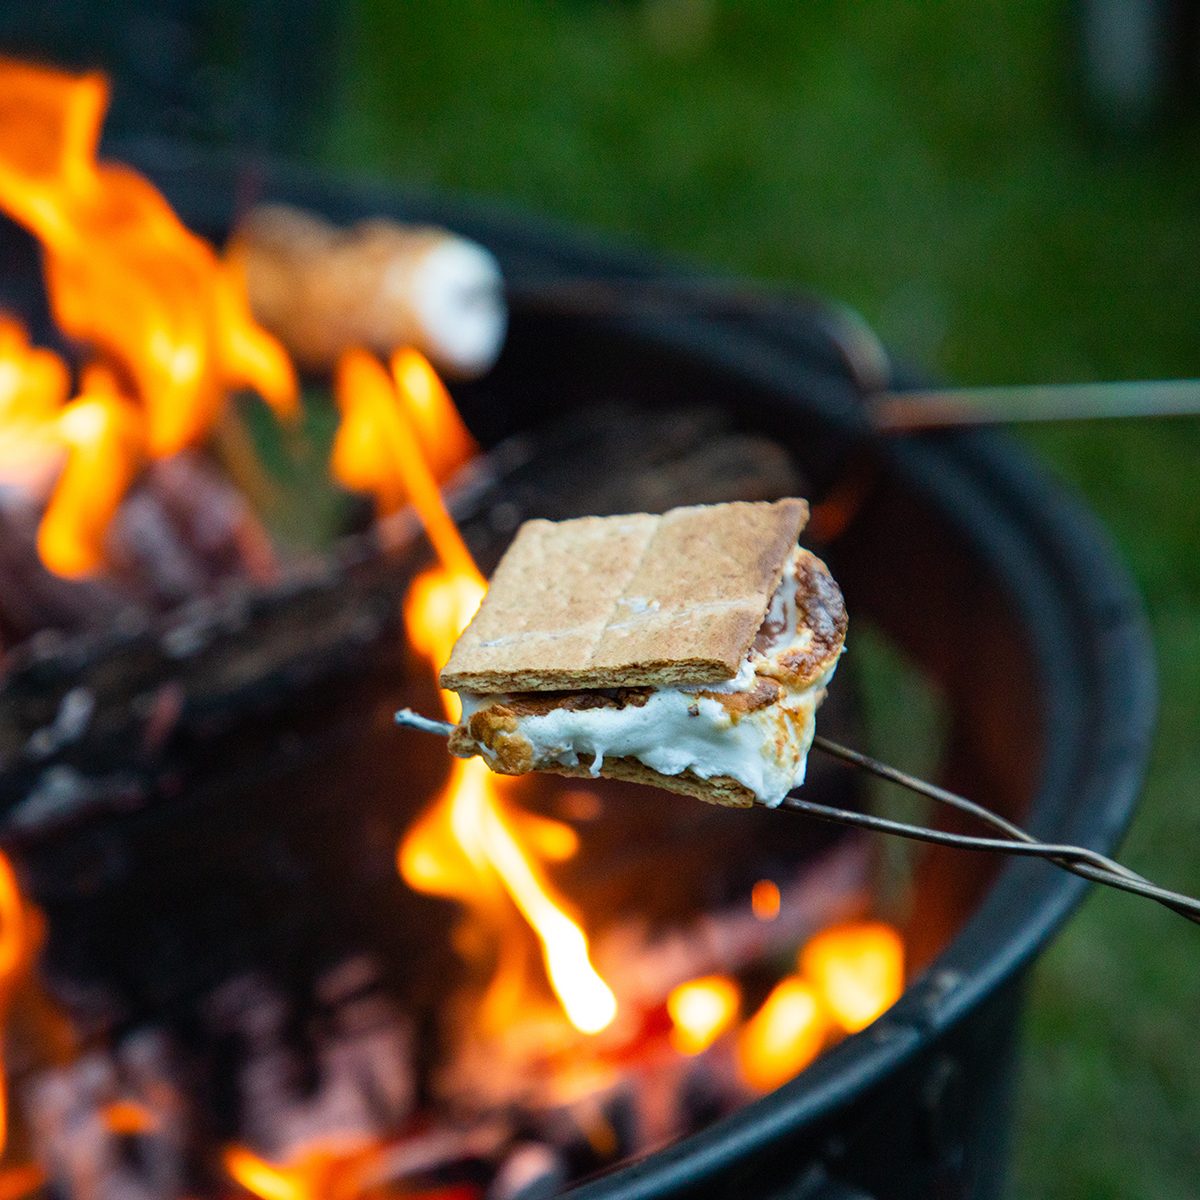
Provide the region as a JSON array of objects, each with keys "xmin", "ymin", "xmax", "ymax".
[
  {"xmin": 233, "ymin": 205, "xmax": 507, "ymax": 380},
  {"xmin": 0, "ymin": 495, "xmax": 129, "ymax": 648},
  {"xmin": 107, "ymin": 452, "xmax": 278, "ymax": 604},
  {"xmin": 0, "ymin": 448, "xmax": 279, "ymax": 650},
  {"xmin": 0, "ymin": 402, "xmax": 807, "ymax": 845}
]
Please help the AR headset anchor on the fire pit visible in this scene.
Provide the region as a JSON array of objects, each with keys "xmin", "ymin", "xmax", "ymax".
[{"xmin": 0, "ymin": 135, "xmax": 1154, "ymax": 1200}]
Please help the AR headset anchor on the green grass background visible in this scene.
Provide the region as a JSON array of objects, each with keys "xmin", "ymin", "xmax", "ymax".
[{"xmin": 327, "ymin": 3, "xmax": 1200, "ymax": 1194}]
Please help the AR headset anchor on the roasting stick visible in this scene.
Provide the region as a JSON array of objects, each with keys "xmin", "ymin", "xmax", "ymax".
[
  {"xmin": 805, "ymin": 736, "xmax": 1200, "ymax": 925},
  {"xmin": 393, "ymin": 708, "xmax": 1200, "ymax": 926},
  {"xmin": 870, "ymin": 379, "xmax": 1200, "ymax": 430},
  {"xmin": 508, "ymin": 277, "xmax": 1200, "ymax": 428}
]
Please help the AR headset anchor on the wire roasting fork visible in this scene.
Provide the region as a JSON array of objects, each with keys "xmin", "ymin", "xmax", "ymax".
[{"xmin": 393, "ymin": 708, "xmax": 1200, "ymax": 927}]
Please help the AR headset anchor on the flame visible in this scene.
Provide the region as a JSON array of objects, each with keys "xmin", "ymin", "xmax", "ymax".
[
  {"xmin": 392, "ymin": 347, "xmax": 477, "ymax": 481},
  {"xmin": 799, "ymin": 921, "xmax": 904, "ymax": 1034},
  {"xmin": 0, "ymin": 856, "xmax": 22, "ymax": 1159},
  {"xmin": 667, "ymin": 975, "xmax": 740, "ymax": 1056},
  {"xmin": 36, "ymin": 376, "xmax": 145, "ymax": 578},
  {"xmin": 225, "ymin": 1147, "xmax": 301, "ymax": 1200},
  {"xmin": 343, "ymin": 347, "xmax": 615, "ymax": 1036},
  {"xmin": 0, "ymin": 317, "xmax": 68, "ymax": 486},
  {"xmin": 332, "ymin": 347, "xmax": 476, "ymax": 525},
  {"xmin": 402, "ymin": 565, "xmax": 485, "ymax": 722},
  {"xmin": 0, "ymin": 59, "xmax": 297, "ymax": 459},
  {"xmin": 734, "ymin": 920, "xmax": 905, "ymax": 1092},
  {"xmin": 0, "ymin": 60, "xmax": 300, "ymax": 579},
  {"xmin": 737, "ymin": 977, "xmax": 828, "ymax": 1093},
  {"xmin": 398, "ymin": 630, "xmax": 616, "ymax": 1036},
  {"xmin": 0, "ymin": 322, "xmax": 146, "ymax": 578}
]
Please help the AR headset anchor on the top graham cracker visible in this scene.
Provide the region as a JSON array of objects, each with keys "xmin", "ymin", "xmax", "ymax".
[{"xmin": 440, "ymin": 498, "xmax": 808, "ymax": 693}]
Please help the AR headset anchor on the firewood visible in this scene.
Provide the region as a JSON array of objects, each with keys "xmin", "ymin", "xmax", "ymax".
[
  {"xmin": 0, "ymin": 448, "xmax": 280, "ymax": 652},
  {"xmin": 107, "ymin": 452, "xmax": 279, "ymax": 604},
  {"xmin": 0, "ymin": 492, "xmax": 130, "ymax": 645}
]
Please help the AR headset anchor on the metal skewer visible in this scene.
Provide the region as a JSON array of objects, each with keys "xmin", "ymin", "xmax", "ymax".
[
  {"xmin": 394, "ymin": 708, "xmax": 1200, "ymax": 927},
  {"xmin": 507, "ymin": 276, "xmax": 1200, "ymax": 428},
  {"xmin": 870, "ymin": 379, "xmax": 1200, "ymax": 430}
]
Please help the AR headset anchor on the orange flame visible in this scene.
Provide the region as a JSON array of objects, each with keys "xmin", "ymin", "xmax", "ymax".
[
  {"xmin": 799, "ymin": 921, "xmax": 904, "ymax": 1034},
  {"xmin": 402, "ymin": 562, "xmax": 486, "ymax": 722},
  {"xmin": 0, "ymin": 59, "xmax": 297, "ymax": 459},
  {"xmin": 736, "ymin": 920, "xmax": 905, "ymax": 1093},
  {"xmin": 36, "ymin": 374, "xmax": 145, "ymax": 578},
  {"xmin": 392, "ymin": 347, "xmax": 477, "ymax": 482},
  {"xmin": 0, "ymin": 323, "xmax": 145, "ymax": 578},
  {"xmin": 0, "ymin": 317, "xmax": 68, "ymax": 488},
  {"xmin": 667, "ymin": 975, "xmax": 740, "ymax": 1056},
  {"xmin": 337, "ymin": 347, "xmax": 615, "ymax": 1035},
  {"xmin": 737, "ymin": 977, "xmax": 828, "ymax": 1093},
  {"xmin": 332, "ymin": 347, "xmax": 476, "ymax": 527}
]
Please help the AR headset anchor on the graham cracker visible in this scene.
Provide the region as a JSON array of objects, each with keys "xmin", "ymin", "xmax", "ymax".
[
  {"xmin": 535, "ymin": 757, "xmax": 758, "ymax": 809},
  {"xmin": 440, "ymin": 498, "xmax": 808, "ymax": 692}
]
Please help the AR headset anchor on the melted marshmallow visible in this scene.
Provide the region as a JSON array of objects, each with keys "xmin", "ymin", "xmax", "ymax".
[
  {"xmin": 460, "ymin": 666, "xmax": 833, "ymax": 805},
  {"xmin": 457, "ymin": 546, "xmax": 841, "ymax": 806}
]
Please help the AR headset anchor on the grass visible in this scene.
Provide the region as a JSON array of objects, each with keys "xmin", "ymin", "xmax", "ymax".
[{"xmin": 327, "ymin": 3, "xmax": 1200, "ymax": 1194}]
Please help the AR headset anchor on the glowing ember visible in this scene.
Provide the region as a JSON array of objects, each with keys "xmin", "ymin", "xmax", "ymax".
[
  {"xmin": 99, "ymin": 1099, "xmax": 157, "ymax": 1136},
  {"xmin": 737, "ymin": 976, "xmax": 828, "ymax": 1093},
  {"xmin": 799, "ymin": 920, "xmax": 904, "ymax": 1034},
  {"xmin": 223, "ymin": 1145, "xmax": 370, "ymax": 1200},
  {"xmin": 0, "ymin": 1165, "xmax": 44, "ymax": 1200},
  {"xmin": 343, "ymin": 346, "xmax": 616, "ymax": 1036},
  {"xmin": 750, "ymin": 878, "xmax": 781, "ymax": 922},
  {"xmin": 667, "ymin": 975, "xmax": 740, "ymax": 1056},
  {"xmin": 0, "ymin": 59, "xmax": 297, "ymax": 460},
  {"xmin": 0, "ymin": 855, "xmax": 22, "ymax": 1160},
  {"xmin": 0, "ymin": 852, "xmax": 35, "ymax": 1196}
]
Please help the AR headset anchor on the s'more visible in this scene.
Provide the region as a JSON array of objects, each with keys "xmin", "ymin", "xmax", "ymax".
[{"xmin": 440, "ymin": 498, "xmax": 847, "ymax": 808}]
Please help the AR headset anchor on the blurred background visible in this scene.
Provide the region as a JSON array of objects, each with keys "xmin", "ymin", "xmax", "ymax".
[{"xmin": 3, "ymin": 1, "xmax": 1199, "ymax": 1195}]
